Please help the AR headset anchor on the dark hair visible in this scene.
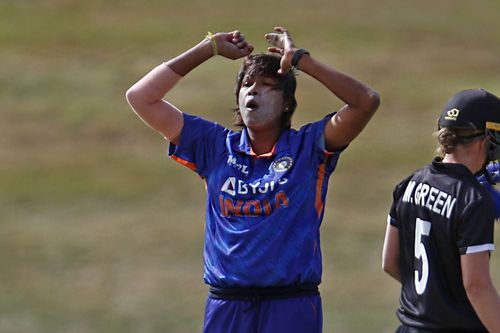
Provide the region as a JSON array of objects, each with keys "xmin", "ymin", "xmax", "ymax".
[
  {"xmin": 233, "ymin": 53, "xmax": 297, "ymax": 129},
  {"xmin": 435, "ymin": 127, "xmax": 485, "ymax": 157}
]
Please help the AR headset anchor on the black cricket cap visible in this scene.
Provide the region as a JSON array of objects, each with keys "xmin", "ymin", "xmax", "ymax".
[{"xmin": 438, "ymin": 89, "xmax": 500, "ymax": 130}]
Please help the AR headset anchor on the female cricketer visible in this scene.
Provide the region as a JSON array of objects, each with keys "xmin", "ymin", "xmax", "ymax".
[
  {"xmin": 382, "ymin": 89, "xmax": 500, "ymax": 333},
  {"xmin": 126, "ymin": 26, "xmax": 380, "ymax": 333}
]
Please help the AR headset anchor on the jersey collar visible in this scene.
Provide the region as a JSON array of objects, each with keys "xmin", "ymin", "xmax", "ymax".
[
  {"xmin": 431, "ymin": 157, "xmax": 475, "ymax": 178},
  {"xmin": 234, "ymin": 127, "xmax": 289, "ymax": 158}
]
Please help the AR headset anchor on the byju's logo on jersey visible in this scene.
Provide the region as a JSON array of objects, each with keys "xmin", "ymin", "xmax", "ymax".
[
  {"xmin": 221, "ymin": 176, "xmax": 288, "ymax": 196},
  {"xmin": 272, "ymin": 156, "xmax": 293, "ymax": 173},
  {"xmin": 444, "ymin": 108, "xmax": 460, "ymax": 121}
]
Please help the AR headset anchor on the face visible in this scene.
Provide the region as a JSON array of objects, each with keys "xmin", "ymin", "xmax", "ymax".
[
  {"xmin": 486, "ymin": 128, "xmax": 500, "ymax": 161},
  {"xmin": 238, "ymin": 74, "xmax": 285, "ymax": 131}
]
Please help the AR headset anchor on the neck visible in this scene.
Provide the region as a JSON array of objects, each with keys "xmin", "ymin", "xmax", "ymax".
[
  {"xmin": 246, "ymin": 127, "xmax": 282, "ymax": 156},
  {"xmin": 442, "ymin": 145, "xmax": 486, "ymax": 174}
]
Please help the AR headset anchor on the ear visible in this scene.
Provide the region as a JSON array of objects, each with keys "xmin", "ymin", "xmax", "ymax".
[{"xmin": 480, "ymin": 136, "xmax": 491, "ymax": 152}]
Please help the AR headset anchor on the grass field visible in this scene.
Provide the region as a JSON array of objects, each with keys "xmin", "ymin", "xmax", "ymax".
[{"xmin": 2, "ymin": 0, "xmax": 500, "ymax": 332}]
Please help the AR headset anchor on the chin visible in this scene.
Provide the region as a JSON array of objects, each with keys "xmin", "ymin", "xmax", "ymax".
[{"xmin": 243, "ymin": 122, "xmax": 262, "ymax": 130}]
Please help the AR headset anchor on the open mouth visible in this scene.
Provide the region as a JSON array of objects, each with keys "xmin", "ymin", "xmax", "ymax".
[{"xmin": 245, "ymin": 99, "xmax": 259, "ymax": 110}]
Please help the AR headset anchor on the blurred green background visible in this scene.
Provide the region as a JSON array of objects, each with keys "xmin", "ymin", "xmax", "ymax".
[{"xmin": 1, "ymin": 0, "xmax": 499, "ymax": 332}]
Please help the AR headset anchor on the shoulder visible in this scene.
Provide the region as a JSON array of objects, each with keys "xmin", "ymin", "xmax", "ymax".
[
  {"xmin": 287, "ymin": 114, "xmax": 338, "ymax": 153},
  {"xmin": 173, "ymin": 113, "xmax": 236, "ymax": 153},
  {"xmin": 180, "ymin": 113, "xmax": 238, "ymax": 143},
  {"xmin": 182, "ymin": 113, "xmax": 227, "ymax": 131},
  {"xmin": 460, "ymin": 180, "xmax": 493, "ymax": 211},
  {"xmin": 393, "ymin": 166, "xmax": 427, "ymax": 193},
  {"xmin": 293, "ymin": 113, "xmax": 335, "ymax": 134}
]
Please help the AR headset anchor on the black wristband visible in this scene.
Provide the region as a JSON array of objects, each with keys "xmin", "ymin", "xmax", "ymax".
[{"xmin": 291, "ymin": 49, "xmax": 310, "ymax": 70}]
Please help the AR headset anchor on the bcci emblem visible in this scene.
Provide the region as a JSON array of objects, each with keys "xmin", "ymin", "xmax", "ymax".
[
  {"xmin": 272, "ymin": 156, "xmax": 293, "ymax": 173},
  {"xmin": 444, "ymin": 108, "xmax": 460, "ymax": 121}
]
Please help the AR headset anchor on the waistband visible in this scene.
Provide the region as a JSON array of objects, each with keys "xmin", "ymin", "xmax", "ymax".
[{"xmin": 208, "ymin": 284, "xmax": 320, "ymax": 301}]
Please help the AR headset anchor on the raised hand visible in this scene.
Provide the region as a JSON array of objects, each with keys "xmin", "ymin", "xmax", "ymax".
[
  {"xmin": 265, "ymin": 26, "xmax": 297, "ymax": 74},
  {"xmin": 214, "ymin": 31, "xmax": 253, "ymax": 60}
]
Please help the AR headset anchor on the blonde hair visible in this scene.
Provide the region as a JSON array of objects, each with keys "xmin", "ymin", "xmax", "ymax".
[{"xmin": 435, "ymin": 127, "xmax": 485, "ymax": 157}]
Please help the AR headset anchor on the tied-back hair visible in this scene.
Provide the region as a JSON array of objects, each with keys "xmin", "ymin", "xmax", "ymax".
[
  {"xmin": 233, "ymin": 53, "xmax": 297, "ymax": 129},
  {"xmin": 435, "ymin": 127, "xmax": 486, "ymax": 157}
]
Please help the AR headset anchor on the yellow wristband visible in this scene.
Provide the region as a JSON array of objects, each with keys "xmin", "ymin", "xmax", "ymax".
[{"xmin": 206, "ymin": 31, "xmax": 218, "ymax": 56}]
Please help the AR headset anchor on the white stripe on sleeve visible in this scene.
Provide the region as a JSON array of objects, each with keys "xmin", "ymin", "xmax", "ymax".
[{"xmin": 465, "ymin": 243, "xmax": 495, "ymax": 254}]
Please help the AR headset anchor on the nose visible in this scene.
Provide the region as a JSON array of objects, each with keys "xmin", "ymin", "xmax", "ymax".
[{"xmin": 247, "ymin": 83, "xmax": 259, "ymax": 96}]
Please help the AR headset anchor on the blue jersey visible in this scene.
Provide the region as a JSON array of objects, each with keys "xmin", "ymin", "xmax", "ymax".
[{"xmin": 169, "ymin": 113, "xmax": 342, "ymax": 287}]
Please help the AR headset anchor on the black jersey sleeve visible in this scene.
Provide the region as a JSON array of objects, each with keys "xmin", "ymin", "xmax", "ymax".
[
  {"xmin": 387, "ymin": 175, "xmax": 414, "ymax": 228},
  {"xmin": 457, "ymin": 193, "xmax": 495, "ymax": 255}
]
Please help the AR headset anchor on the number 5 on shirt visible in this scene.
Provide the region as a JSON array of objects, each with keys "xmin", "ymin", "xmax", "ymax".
[{"xmin": 415, "ymin": 218, "xmax": 432, "ymax": 295}]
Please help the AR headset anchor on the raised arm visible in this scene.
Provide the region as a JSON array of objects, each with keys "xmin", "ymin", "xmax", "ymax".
[
  {"xmin": 461, "ymin": 252, "xmax": 500, "ymax": 333},
  {"xmin": 266, "ymin": 27, "xmax": 380, "ymax": 151},
  {"xmin": 125, "ymin": 31, "xmax": 253, "ymax": 145}
]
